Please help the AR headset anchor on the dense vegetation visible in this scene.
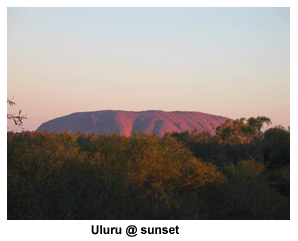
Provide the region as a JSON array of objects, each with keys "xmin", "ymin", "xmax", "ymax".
[{"xmin": 7, "ymin": 117, "xmax": 290, "ymax": 219}]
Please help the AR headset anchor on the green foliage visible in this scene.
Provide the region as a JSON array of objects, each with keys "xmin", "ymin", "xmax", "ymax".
[
  {"xmin": 216, "ymin": 116, "xmax": 271, "ymax": 145},
  {"xmin": 203, "ymin": 160, "xmax": 289, "ymax": 219},
  {"xmin": 215, "ymin": 116, "xmax": 273, "ymax": 164},
  {"xmin": 265, "ymin": 165, "xmax": 290, "ymax": 197},
  {"xmin": 7, "ymin": 126, "xmax": 289, "ymax": 220},
  {"xmin": 263, "ymin": 125, "xmax": 290, "ymax": 167},
  {"xmin": 216, "ymin": 118, "xmax": 255, "ymax": 145},
  {"xmin": 223, "ymin": 160, "xmax": 289, "ymax": 219},
  {"xmin": 8, "ymin": 130, "xmax": 226, "ymax": 219},
  {"xmin": 167, "ymin": 128, "xmax": 218, "ymax": 163}
]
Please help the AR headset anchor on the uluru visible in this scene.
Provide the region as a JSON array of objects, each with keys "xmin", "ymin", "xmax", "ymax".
[{"xmin": 36, "ymin": 110, "xmax": 231, "ymax": 137}]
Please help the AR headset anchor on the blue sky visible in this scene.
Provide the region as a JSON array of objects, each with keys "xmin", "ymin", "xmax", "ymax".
[{"xmin": 7, "ymin": 7, "xmax": 290, "ymax": 131}]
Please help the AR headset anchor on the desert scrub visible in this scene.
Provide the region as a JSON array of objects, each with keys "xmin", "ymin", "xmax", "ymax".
[
  {"xmin": 8, "ymin": 131, "xmax": 228, "ymax": 219},
  {"xmin": 206, "ymin": 160, "xmax": 290, "ymax": 219}
]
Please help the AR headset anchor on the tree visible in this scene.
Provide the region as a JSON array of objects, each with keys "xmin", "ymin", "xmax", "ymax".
[
  {"xmin": 247, "ymin": 116, "xmax": 271, "ymax": 164},
  {"xmin": 7, "ymin": 97, "xmax": 27, "ymax": 130},
  {"xmin": 220, "ymin": 160, "xmax": 288, "ymax": 219},
  {"xmin": 216, "ymin": 118, "xmax": 256, "ymax": 145},
  {"xmin": 263, "ymin": 125, "xmax": 290, "ymax": 167},
  {"xmin": 216, "ymin": 116, "xmax": 272, "ymax": 164}
]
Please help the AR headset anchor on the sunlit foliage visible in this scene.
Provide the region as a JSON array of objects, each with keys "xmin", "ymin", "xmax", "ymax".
[
  {"xmin": 8, "ymin": 131, "xmax": 225, "ymax": 219},
  {"xmin": 7, "ymin": 122, "xmax": 289, "ymax": 220}
]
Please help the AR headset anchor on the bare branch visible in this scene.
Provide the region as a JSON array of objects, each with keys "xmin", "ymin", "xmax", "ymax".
[{"xmin": 7, "ymin": 98, "xmax": 27, "ymax": 131}]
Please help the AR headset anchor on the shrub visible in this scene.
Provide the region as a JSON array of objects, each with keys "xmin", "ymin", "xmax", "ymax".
[
  {"xmin": 212, "ymin": 160, "xmax": 290, "ymax": 219},
  {"xmin": 7, "ymin": 131, "xmax": 288, "ymax": 220}
]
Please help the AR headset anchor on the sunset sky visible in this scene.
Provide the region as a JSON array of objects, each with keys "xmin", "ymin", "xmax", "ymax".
[
  {"xmin": 7, "ymin": 7, "xmax": 290, "ymax": 131},
  {"xmin": 3, "ymin": 3, "xmax": 296, "ymax": 241}
]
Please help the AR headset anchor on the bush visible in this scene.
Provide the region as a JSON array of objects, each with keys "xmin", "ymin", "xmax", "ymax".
[
  {"xmin": 8, "ymin": 131, "xmax": 226, "ymax": 219},
  {"xmin": 203, "ymin": 160, "xmax": 289, "ymax": 219},
  {"xmin": 7, "ymin": 131, "xmax": 289, "ymax": 220}
]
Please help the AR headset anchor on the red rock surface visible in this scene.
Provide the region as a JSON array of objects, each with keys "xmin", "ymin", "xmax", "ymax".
[{"xmin": 36, "ymin": 110, "xmax": 231, "ymax": 137}]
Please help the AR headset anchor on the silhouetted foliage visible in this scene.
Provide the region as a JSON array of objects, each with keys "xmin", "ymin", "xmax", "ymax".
[
  {"xmin": 167, "ymin": 128, "xmax": 219, "ymax": 162},
  {"xmin": 263, "ymin": 125, "xmax": 290, "ymax": 168},
  {"xmin": 203, "ymin": 160, "xmax": 289, "ymax": 219},
  {"xmin": 7, "ymin": 97, "xmax": 27, "ymax": 130}
]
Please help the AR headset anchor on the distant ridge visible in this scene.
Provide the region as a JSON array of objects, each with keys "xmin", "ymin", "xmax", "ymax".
[{"xmin": 36, "ymin": 110, "xmax": 231, "ymax": 137}]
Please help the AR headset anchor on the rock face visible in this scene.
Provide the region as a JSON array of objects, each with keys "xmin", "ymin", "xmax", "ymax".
[{"xmin": 36, "ymin": 110, "xmax": 231, "ymax": 137}]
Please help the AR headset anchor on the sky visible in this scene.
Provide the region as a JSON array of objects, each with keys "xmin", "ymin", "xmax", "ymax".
[
  {"xmin": 3, "ymin": 2, "xmax": 296, "ymax": 241},
  {"xmin": 7, "ymin": 7, "xmax": 290, "ymax": 132}
]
